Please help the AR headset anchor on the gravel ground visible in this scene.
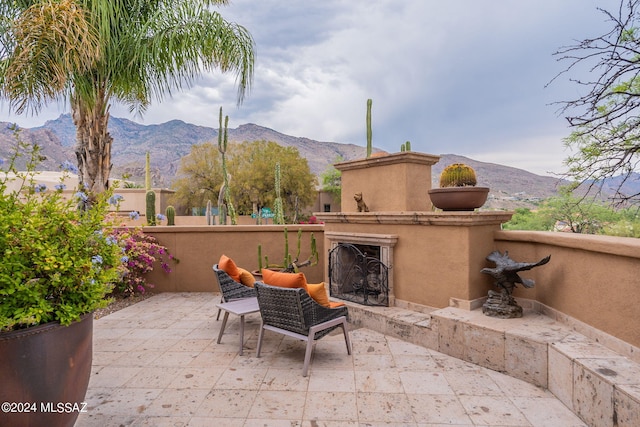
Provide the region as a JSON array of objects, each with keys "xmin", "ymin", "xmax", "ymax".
[{"xmin": 94, "ymin": 292, "xmax": 156, "ymax": 319}]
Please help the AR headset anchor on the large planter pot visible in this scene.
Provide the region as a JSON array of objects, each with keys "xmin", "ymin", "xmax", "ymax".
[
  {"xmin": 0, "ymin": 313, "xmax": 93, "ymax": 427},
  {"xmin": 428, "ymin": 186, "xmax": 490, "ymax": 211}
]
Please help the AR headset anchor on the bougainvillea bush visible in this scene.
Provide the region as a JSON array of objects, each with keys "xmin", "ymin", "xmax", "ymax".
[
  {"xmin": 0, "ymin": 133, "xmax": 121, "ymax": 331},
  {"xmin": 108, "ymin": 227, "xmax": 176, "ymax": 297}
]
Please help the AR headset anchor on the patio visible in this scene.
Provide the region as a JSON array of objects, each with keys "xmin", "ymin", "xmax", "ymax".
[{"xmin": 76, "ymin": 292, "xmax": 587, "ymax": 426}]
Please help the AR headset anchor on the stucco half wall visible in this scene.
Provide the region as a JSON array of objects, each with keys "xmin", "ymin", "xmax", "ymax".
[
  {"xmin": 495, "ymin": 230, "xmax": 640, "ymax": 350},
  {"xmin": 142, "ymin": 225, "xmax": 325, "ymax": 292},
  {"xmin": 137, "ymin": 224, "xmax": 640, "ymax": 349}
]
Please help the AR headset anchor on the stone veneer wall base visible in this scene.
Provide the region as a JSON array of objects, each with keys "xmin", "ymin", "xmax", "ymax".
[{"xmin": 341, "ymin": 298, "xmax": 640, "ymax": 427}]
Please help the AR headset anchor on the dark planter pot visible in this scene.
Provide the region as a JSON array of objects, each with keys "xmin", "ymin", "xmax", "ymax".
[
  {"xmin": 0, "ymin": 313, "xmax": 93, "ymax": 427},
  {"xmin": 428, "ymin": 187, "xmax": 490, "ymax": 211}
]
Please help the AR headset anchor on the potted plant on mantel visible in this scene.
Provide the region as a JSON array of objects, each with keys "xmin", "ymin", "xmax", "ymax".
[
  {"xmin": 0, "ymin": 133, "xmax": 122, "ymax": 427},
  {"xmin": 428, "ymin": 163, "xmax": 490, "ymax": 211}
]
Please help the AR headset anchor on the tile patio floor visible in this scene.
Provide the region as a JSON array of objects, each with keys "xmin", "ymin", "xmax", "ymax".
[{"xmin": 76, "ymin": 292, "xmax": 587, "ymax": 426}]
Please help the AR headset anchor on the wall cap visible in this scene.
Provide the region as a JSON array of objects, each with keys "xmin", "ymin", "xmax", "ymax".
[
  {"xmin": 315, "ymin": 211, "xmax": 513, "ymax": 226},
  {"xmin": 495, "ymin": 230, "xmax": 640, "ymax": 259},
  {"xmin": 334, "ymin": 151, "xmax": 440, "ymax": 172}
]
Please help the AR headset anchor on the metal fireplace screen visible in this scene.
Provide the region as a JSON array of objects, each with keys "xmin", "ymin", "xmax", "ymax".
[{"xmin": 329, "ymin": 243, "xmax": 389, "ymax": 307}]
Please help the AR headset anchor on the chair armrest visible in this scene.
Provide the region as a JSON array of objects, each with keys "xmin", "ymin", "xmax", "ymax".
[{"xmin": 300, "ymin": 290, "xmax": 348, "ymax": 326}]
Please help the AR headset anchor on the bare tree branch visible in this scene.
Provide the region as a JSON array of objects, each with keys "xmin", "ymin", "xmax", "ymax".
[{"xmin": 550, "ymin": 0, "xmax": 640, "ymax": 206}]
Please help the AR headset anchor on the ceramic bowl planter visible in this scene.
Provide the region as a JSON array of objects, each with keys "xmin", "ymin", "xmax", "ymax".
[
  {"xmin": 428, "ymin": 186, "xmax": 490, "ymax": 211},
  {"xmin": 428, "ymin": 163, "xmax": 489, "ymax": 211}
]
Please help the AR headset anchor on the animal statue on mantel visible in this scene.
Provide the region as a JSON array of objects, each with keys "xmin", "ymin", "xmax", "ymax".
[
  {"xmin": 354, "ymin": 192, "xmax": 369, "ymax": 212},
  {"xmin": 480, "ymin": 251, "xmax": 551, "ymax": 318}
]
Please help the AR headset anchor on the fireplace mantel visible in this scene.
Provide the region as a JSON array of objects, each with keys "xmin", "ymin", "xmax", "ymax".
[
  {"xmin": 324, "ymin": 232, "xmax": 398, "ymax": 247},
  {"xmin": 316, "ymin": 211, "xmax": 513, "ymax": 226}
]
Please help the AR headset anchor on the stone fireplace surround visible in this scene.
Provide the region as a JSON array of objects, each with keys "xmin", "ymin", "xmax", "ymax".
[{"xmin": 325, "ymin": 231, "xmax": 398, "ymax": 306}]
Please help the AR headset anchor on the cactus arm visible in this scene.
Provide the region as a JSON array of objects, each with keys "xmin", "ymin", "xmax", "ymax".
[
  {"xmin": 283, "ymin": 227, "xmax": 289, "ymax": 267},
  {"xmin": 366, "ymin": 98, "xmax": 372, "ymax": 158}
]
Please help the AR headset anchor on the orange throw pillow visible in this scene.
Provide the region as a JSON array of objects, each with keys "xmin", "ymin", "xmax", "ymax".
[
  {"xmin": 261, "ymin": 269, "xmax": 307, "ymax": 289},
  {"xmin": 237, "ymin": 268, "xmax": 256, "ymax": 288},
  {"xmin": 305, "ymin": 282, "xmax": 331, "ymax": 307},
  {"xmin": 219, "ymin": 254, "xmax": 241, "ymax": 282}
]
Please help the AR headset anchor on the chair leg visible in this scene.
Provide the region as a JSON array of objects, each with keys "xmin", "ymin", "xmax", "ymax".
[
  {"xmin": 216, "ymin": 296, "xmax": 224, "ymax": 321},
  {"xmin": 341, "ymin": 319, "xmax": 352, "ymax": 355},
  {"xmin": 256, "ymin": 322, "xmax": 265, "ymax": 358},
  {"xmin": 302, "ymin": 334, "xmax": 314, "ymax": 377},
  {"xmin": 217, "ymin": 311, "xmax": 229, "ymax": 344},
  {"xmin": 238, "ymin": 314, "xmax": 245, "ymax": 356}
]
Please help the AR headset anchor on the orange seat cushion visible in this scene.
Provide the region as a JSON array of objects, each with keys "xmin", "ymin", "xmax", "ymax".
[
  {"xmin": 219, "ymin": 254, "xmax": 241, "ymax": 282},
  {"xmin": 261, "ymin": 269, "xmax": 307, "ymax": 289},
  {"xmin": 237, "ymin": 268, "xmax": 256, "ymax": 288}
]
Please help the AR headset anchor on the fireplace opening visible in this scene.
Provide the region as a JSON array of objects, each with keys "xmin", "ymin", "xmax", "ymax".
[{"xmin": 329, "ymin": 243, "xmax": 389, "ymax": 306}]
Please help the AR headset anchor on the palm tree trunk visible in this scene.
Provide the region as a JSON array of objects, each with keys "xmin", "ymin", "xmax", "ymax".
[{"xmin": 72, "ymin": 91, "xmax": 112, "ymax": 195}]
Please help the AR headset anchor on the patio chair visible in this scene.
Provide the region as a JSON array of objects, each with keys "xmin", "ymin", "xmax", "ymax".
[
  {"xmin": 213, "ymin": 264, "xmax": 256, "ymax": 321},
  {"xmin": 254, "ymin": 281, "xmax": 352, "ymax": 377}
]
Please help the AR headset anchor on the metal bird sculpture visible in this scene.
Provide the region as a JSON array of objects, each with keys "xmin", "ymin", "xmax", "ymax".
[{"xmin": 481, "ymin": 251, "xmax": 551, "ymax": 296}]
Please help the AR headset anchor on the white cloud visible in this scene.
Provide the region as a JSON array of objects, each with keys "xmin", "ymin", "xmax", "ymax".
[
  {"xmin": 470, "ymin": 137, "xmax": 570, "ymax": 178},
  {"xmin": 0, "ymin": 0, "xmax": 614, "ymax": 176}
]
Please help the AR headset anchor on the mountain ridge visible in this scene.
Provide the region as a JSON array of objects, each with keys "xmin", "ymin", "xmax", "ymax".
[{"xmin": 0, "ymin": 114, "xmax": 571, "ymax": 208}]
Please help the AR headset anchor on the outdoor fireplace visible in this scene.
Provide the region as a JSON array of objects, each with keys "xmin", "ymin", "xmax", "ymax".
[{"xmin": 325, "ymin": 232, "xmax": 397, "ymax": 307}]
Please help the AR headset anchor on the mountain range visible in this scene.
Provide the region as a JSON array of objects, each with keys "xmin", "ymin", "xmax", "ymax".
[{"xmin": 0, "ymin": 114, "xmax": 594, "ymax": 209}]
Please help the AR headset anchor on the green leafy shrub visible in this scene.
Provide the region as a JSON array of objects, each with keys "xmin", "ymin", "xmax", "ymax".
[{"xmin": 0, "ymin": 130, "xmax": 121, "ymax": 331}]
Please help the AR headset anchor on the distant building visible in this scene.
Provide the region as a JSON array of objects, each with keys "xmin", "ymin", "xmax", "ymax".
[
  {"xmin": 1, "ymin": 171, "xmax": 79, "ymax": 194},
  {"xmin": 309, "ymin": 190, "xmax": 340, "ymax": 214}
]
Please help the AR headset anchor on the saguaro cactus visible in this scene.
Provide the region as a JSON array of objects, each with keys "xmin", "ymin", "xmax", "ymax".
[
  {"xmin": 217, "ymin": 107, "xmax": 237, "ymax": 225},
  {"xmin": 273, "ymin": 162, "xmax": 285, "ymax": 225},
  {"xmin": 145, "ymin": 151, "xmax": 151, "ymax": 190},
  {"xmin": 366, "ymin": 98, "xmax": 372, "ymax": 158},
  {"xmin": 146, "ymin": 190, "xmax": 156, "ymax": 226}
]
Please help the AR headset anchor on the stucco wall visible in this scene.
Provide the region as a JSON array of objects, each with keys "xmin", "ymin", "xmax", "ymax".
[
  {"xmin": 494, "ymin": 230, "xmax": 640, "ymax": 348},
  {"xmin": 142, "ymin": 225, "xmax": 325, "ymax": 293}
]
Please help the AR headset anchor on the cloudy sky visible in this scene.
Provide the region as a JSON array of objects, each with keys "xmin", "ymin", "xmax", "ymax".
[{"xmin": 0, "ymin": 0, "xmax": 617, "ymax": 176}]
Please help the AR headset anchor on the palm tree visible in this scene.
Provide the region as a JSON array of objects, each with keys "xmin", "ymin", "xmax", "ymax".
[{"xmin": 0, "ymin": 0, "xmax": 254, "ymax": 194}]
